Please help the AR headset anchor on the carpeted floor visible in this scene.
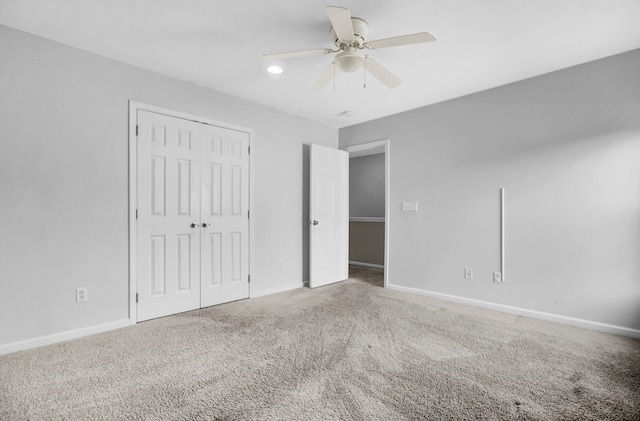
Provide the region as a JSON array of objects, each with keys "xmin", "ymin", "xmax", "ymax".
[{"xmin": 1, "ymin": 267, "xmax": 639, "ymax": 420}]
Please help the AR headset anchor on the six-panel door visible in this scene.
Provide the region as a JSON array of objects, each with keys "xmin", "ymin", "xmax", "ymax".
[
  {"xmin": 309, "ymin": 144, "xmax": 349, "ymax": 288},
  {"xmin": 200, "ymin": 124, "xmax": 250, "ymax": 307},
  {"xmin": 137, "ymin": 110, "xmax": 249, "ymax": 321}
]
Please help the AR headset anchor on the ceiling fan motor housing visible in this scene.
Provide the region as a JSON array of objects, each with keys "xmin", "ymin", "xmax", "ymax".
[{"xmin": 331, "ymin": 18, "xmax": 369, "ymax": 49}]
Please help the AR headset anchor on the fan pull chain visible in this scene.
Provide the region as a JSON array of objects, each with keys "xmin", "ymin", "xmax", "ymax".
[
  {"xmin": 364, "ymin": 57, "xmax": 367, "ymax": 88},
  {"xmin": 333, "ymin": 62, "xmax": 336, "ymax": 91}
]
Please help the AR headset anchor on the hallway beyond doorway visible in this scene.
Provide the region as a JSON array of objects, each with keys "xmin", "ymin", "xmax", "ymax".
[{"xmin": 349, "ymin": 264, "xmax": 383, "ymax": 287}]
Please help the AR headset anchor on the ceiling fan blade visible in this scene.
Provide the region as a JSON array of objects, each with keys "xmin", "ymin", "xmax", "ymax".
[
  {"xmin": 365, "ymin": 57, "xmax": 401, "ymax": 89},
  {"xmin": 365, "ymin": 32, "xmax": 436, "ymax": 50},
  {"xmin": 263, "ymin": 48, "xmax": 333, "ymax": 61},
  {"xmin": 311, "ymin": 62, "xmax": 335, "ymax": 91},
  {"xmin": 325, "ymin": 6, "xmax": 355, "ymax": 42}
]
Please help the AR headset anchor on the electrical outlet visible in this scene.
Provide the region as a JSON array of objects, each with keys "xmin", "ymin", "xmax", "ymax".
[
  {"xmin": 76, "ymin": 287, "xmax": 88, "ymax": 302},
  {"xmin": 464, "ymin": 268, "xmax": 473, "ymax": 279},
  {"xmin": 278, "ymin": 261, "xmax": 284, "ymax": 270},
  {"xmin": 493, "ymin": 272, "xmax": 502, "ymax": 283}
]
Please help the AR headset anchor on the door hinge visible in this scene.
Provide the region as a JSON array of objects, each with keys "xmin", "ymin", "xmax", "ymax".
[
  {"xmin": 136, "ymin": 293, "xmax": 138, "ymax": 303},
  {"xmin": 248, "ymin": 275, "xmax": 250, "ymax": 284},
  {"xmin": 135, "ymin": 125, "xmax": 139, "ymax": 136},
  {"xmin": 248, "ymin": 146, "xmax": 250, "ymax": 155},
  {"xmin": 247, "ymin": 210, "xmax": 250, "ymax": 219},
  {"xmin": 136, "ymin": 209, "xmax": 138, "ymax": 219}
]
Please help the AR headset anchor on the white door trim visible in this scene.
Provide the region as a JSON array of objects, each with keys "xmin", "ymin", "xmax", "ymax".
[
  {"xmin": 128, "ymin": 101, "xmax": 254, "ymax": 324},
  {"xmin": 341, "ymin": 139, "xmax": 390, "ymax": 288}
]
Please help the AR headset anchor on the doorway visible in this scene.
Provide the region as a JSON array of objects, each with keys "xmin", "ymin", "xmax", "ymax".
[{"xmin": 342, "ymin": 140, "xmax": 390, "ymax": 288}]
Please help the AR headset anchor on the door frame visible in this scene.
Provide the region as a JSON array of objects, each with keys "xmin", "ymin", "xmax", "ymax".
[
  {"xmin": 128, "ymin": 101, "xmax": 254, "ymax": 324},
  {"xmin": 341, "ymin": 139, "xmax": 390, "ymax": 288}
]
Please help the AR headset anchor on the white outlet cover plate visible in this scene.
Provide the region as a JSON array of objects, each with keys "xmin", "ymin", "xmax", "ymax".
[{"xmin": 76, "ymin": 287, "xmax": 88, "ymax": 302}]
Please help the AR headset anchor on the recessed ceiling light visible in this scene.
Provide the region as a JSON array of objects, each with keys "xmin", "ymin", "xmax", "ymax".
[
  {"xmin": 266, "ymin": 65, "xmax": 283, "ymax": 75},
  {"xmin": 339, "ymin": 110, "xmax": 354, "ymax": 117}
]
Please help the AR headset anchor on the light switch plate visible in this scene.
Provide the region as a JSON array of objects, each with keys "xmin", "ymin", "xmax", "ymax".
[{"xmin": 402, "ymin": 202, "xmax": 418, "ymax": 212}]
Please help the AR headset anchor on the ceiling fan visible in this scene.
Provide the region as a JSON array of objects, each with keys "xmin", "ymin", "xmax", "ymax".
[{"xmin": 263, "ymin": 6, "xmax": 437, "ymax": 90}]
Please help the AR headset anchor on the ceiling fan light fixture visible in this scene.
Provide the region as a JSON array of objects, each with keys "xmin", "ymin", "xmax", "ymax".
[
  {"xmin": 266, "ymin": 65, "xmax": 283, "ymax": 75},
  {"xmin": 335, "ymin": 50, "xmax": 363, "ymax": 73}
]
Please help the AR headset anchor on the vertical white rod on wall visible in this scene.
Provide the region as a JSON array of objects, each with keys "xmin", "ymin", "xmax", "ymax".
[{"xmin": 500, "ymin": 188, "xmax": 505, "ymax": 283}]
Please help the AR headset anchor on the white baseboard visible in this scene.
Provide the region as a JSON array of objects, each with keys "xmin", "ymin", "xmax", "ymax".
[
  {"xmin": 349, "ymin": 261, "xmax": 385, "ymax": 270},
  {"xmin": 387, "ymin": 284, "xmax": 640, "ymax": 339},
  {"xmin": 0, "ymin": 319, "xmax": 131, "ymax": 356},
  {"xmin": 251, "ymin": 282, "xmax": 302, "ymax": 298}
]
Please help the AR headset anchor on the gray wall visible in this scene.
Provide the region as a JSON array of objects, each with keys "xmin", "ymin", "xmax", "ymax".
[
  {"xmin": 0, "ymin": 25, "xmax": 337, "ymax": 347},
  {"xmin": 349, "ymin": 154, "xmax": 385, "ymax": 217},
  {"xmin": 340, "ymin": 49, "xmax": 640, "ymax": 331},
  {"xmin": 349, "ymin": 221, "xmax": 385, "ymax": 265}
]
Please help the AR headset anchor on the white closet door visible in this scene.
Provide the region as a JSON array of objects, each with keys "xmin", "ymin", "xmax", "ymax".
[
  {"xmin": 200, "ymin": 125, "xmax": 250, "ymax": 307},
  {"xmin": 309, "ymin": 144, "xmax": 349, "ymax": 288},
  {"xmin": 137, "ymin": 110, "xmax": 201, "ymax": 321}
]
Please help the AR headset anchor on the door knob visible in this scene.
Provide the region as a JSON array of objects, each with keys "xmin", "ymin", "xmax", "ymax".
[
  {"xmin": 202, "ymin": 222, "xmax": 210, "ymax": 228},
  {"xmin": 190, "ymin": 222, "xmax": 200, "ymax": 228},
  {"xmin": 312, "ymin": 220, "xmax": 319, "ymax": 225}
]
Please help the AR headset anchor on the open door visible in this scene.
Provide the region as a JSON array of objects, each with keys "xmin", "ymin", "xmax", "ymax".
[{"xmin": 309, "ymin": 144, "xmax": 349, "ymax": 288}]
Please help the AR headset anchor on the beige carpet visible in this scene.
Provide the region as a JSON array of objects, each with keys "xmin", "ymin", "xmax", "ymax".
[{"xmin": 1, "ymin": 267, "xmax": 639, "ymax": 420}]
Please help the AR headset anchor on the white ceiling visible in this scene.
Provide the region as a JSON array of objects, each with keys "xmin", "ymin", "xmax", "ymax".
[{"xmin": 2, "ymin": 1, "xmax": 640, "ymax": 128}]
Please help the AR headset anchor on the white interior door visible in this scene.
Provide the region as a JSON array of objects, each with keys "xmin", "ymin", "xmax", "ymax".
[
  {"xmin": 136, "ymin": 109, "xmax": 250, "ymax": 321},
  {"xmin": 137, "ymin": 110, "xmax": 201, "ymax": 321},
  {"xmin": 200, "ymin": 125, "xmax": 250, "ymax": 306},
  {"xmin": 310, "ymin": 144, "xmax": 349, "ymax": 288}
]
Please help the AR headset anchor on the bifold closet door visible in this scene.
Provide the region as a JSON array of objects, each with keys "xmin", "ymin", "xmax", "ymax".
[{"xmin": 137, "ymin": 110, "xmax": 201, "ymax": 322}]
